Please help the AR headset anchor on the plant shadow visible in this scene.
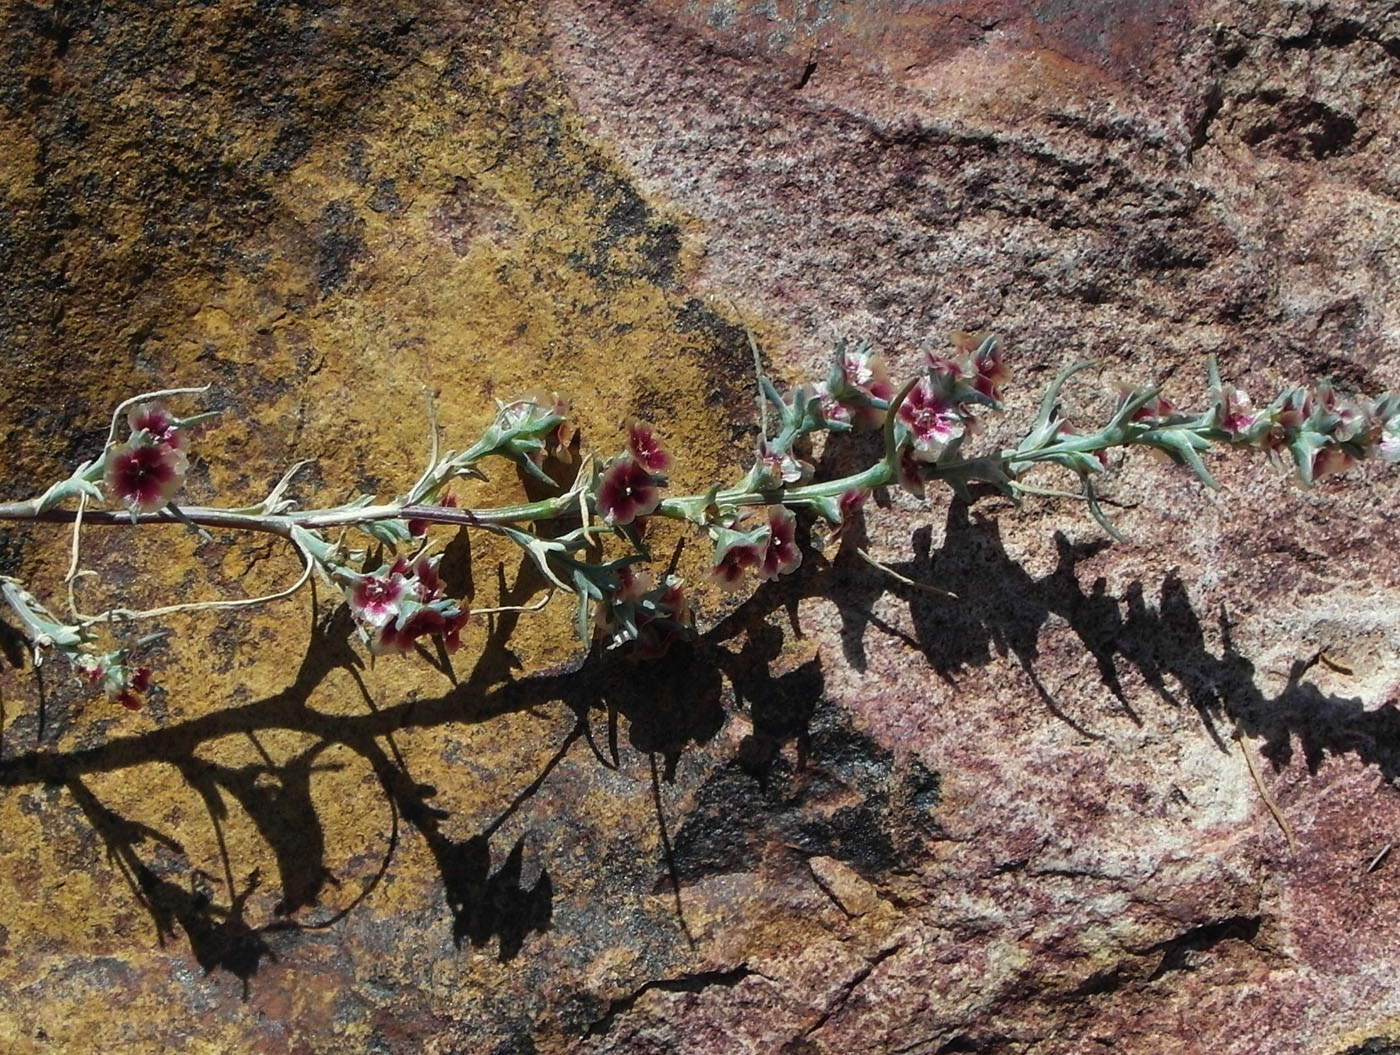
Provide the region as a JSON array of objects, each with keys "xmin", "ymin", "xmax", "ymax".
[{"xmin": 1, "ymin": 496, "xmax": 1396, "ymax": 995}]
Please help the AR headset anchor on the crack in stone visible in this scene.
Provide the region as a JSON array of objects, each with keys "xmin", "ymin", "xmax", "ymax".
[
  {"xmin": 583, "ymin": 965, "xmax": 757, "ymax": 1038},
  {"xmin": 800, "ymin": 941, "xmax": 904, "ymax": 1041}
]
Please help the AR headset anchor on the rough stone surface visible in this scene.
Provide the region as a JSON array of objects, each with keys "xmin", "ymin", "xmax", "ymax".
[{"xmin": 2, "ymin": 0, "xmax": 1400, "ymax": 1052}]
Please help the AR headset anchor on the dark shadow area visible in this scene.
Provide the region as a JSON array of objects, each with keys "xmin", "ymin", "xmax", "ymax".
[{"xmin": 1, "ymin": 494, "xmax": 1397, "ymax": 993}]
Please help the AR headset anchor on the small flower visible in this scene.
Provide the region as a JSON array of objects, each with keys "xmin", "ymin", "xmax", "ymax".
[
  {"xmin": 970, "ymin": 340, "xmax": 1011, "ymax": 403},
  {"xmin": 106, "ymin": 439, "xmax": 188, "ymax": 513},
  {"xmin": 1312, "ymin": 445, "xmax": 1357, "ymax": 479},
  {"xmin": 1272, "ymin": 388, "xmax": 1311, "ymax": 433},
  {"xmin": 128, "ymin": 403, "xmax": 183, "ymax": 448},
  {"xmin": 707, "ymin": 527, "xmax": 766, "ymax": 590},
  {"xmin": 344, "ymin": 555, "xmax": 470, "ymax": 655},
  {"xmin": 373, "ymin": 605, "xmax": 472, "ymax": 655},
  {"xmin": 502, "ymin": 392, "xmax": 567, "ymax": 431},
  {"xmin": 1379, "ymin": 417, "xmax": 1400, "ymax": 462},
  {"xmin": 1217, "ymin": 385, "xmax": 1261, "ymax": 439},
  {"xmin": 1329, "ymin": 403, "xmax": 1368, "ymax": 444},
  {"xmin": 709, "ymin": 546, "xmax": 759, "ymax": 589},
  {"xmin": 758, "ymin": 506, "xmax": 802, "ymax": 580},
  {"xmin": 74, "ymin": 651, "xmax": 153, "ymax": 710},
  {"xmin": 827, "ymin": 487, "xmax": 868, "ymax": 544},
  {"xmin": 814, "ymin": 383, "xmax": 852, "ymax": 428},
  {"xmin": 115, "ymin": 666, "xmax": 153, "ymax": 711},
  {"xmin": 350, "ymin": 561, "xmax": 410, "ymax": 628},
  {"xmin": 626, "ymin": 423, "xmax": 671, "ymax": 473},
  {"xmin": 597, "ymin": 456, "xmax": 661, "ymax": 526},
  {"xmin": 897, "ymin": 375, "xmax": 967, "ymax": 461},
  {"xmin": 754, "ymin": 440, "xmax": 813, "ymax": 488},
  {"xmin": 895, "ymin": 445, "xmax": 930, "ymax": 496},
  {"xmin": 74, "ymin": 654, "xmax": 105, "ymax": 686},
  {"xmin": 822, "ymin": 343, "xmax": 893, "ymax": 429}
]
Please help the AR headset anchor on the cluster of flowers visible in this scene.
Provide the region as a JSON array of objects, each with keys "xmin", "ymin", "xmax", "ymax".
[
  {"xmin": 1211, "ymin": 374, "xmax": 1400, "ymax": 483},
  {"xmin": 596, "ymin": 423, "xmax": 670, "ymax": 527},
  {"xmin": 592, "ymin": 565, "xmax": 693, "ymax": 659},
  {"xmin": 73, "ymin": 650, "xmax": 153, "ymax": 711},
  {"xmin": 892, "ymin": 336, "xmax": 1010, "ymax": 495},
  {"xmin": 17, "ymin": 334, "xmax": 1400, "ymax": 717},
  {"xmin": 104, "ymin": 403, "xmax": 190, "ymax": 513},
  {"xmin": 707, "ymin": 506, "xmax": 804, "ymax": 589},
  {"xmin": 589, "ymin": 338, "xmax": 1010, "ymax": 597},
  {"xmin": 340, "ymin": 554, "xmax": 471, "ymax": 656}
]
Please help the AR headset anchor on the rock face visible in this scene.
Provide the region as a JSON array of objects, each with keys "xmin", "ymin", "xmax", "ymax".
[{"xmin": 2, "ymin": 0, "xmax": 1400, "ymax": 1052}]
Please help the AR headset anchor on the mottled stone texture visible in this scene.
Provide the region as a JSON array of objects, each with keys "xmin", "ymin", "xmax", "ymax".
[{"xmin": 1, "ymin": 0, "xmax": 1399, "ymax": 1052}]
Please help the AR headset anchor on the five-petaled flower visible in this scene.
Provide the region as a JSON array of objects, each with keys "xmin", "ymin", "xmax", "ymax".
[
  {"xmin": 106, "ymin": 440, "xmax": 188, "ymax": 513},
  {"xmin": 128, "ymin": 403, "xmax": 183, "ymax": 448},
  {"xmin": 344, "ymin": 555, "xmax": 471, "ymax": 655},
  {"xmin": 707, "ymin": 527, "xmax": 765, "ymax": 590},
  {"xmin": 350, "ymin": 562, "xmax": 410, "ymax": 628},
  {"xmin": 898, "ymin": 375, "xmax": 967, "ymax": 461},
  {"xmin": 597, "ymin": 456, "xmax": 661, "ymax": 526},
  {"xmin": 758, "ymin": 506, "xmax": 802, "ymax": 580},
  {"xmin": 827, "ymin": 487, "xmax": 868, "ymax": 543},
  {"xmin": 627, "ymin": 423, "xmax": 671, "ymax": 473},
  {"xmin": 818, "ymin": 344, "xmax": 893, "ymax": 429}
]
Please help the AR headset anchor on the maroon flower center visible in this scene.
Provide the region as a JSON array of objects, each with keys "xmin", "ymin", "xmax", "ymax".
[{"xmin": 110, "ymin": 443, "xmax": 182, "ymax": 510}]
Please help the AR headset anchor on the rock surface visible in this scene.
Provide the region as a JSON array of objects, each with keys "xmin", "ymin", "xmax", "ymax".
[{"xmin": 2, "ymin": 0, "xmax": 1400, "ymax": 1052}]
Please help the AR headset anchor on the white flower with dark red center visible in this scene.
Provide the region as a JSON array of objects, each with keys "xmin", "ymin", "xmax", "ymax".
[
  {"xmin": 758, "ymin": 506, "xmax": 801, "ymax": 580},
  {"xmin": 1218, "ymin": 386, "xmax": 1260, "ymax": 438},
  {"xmin": 350, "ymin": 563, "xmax": 409, "ymax": 629},
  {"xmin": 706, "ymin": 527, "xmax": 766, "ymax": 590},
  {"xmin": 106, "ymin": 439, "xmax": 188, "ymax": 513},
  {"xmin": 127, "ymin": 402, "xmax": 182, "ymax": 448},
  {"xmin": 626, "ymin": 423, "xmax": 671, "ymax": 473},
  {"xmin": 843, "ymin": 349, "xmax": 887, "ymax": 390},
  {"xmin": 597, "ymin": 456, "xmax": 660, "ymax": 526},
  {"xmin": 897, "ymin": 376, "xmax": 966, "ymax": 461}
]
